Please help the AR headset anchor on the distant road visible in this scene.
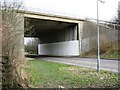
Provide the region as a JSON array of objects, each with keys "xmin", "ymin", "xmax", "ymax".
[{"xmin": 38, "ymin": 56, "xmax": 119, "ymax": 73}]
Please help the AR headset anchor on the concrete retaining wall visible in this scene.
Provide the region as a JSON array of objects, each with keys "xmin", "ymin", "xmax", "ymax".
[
  {"xmin": 38, "ymin": 40, "xmax": 79, "ymax": 56},
  {"xmin": 81, "ymin": 21, "xmax": 118, "ymax": 54}
]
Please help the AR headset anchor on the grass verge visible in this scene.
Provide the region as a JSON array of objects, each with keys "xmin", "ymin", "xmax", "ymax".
[{"xmin": 27, "ymin": 59, "xmax": 119, "ymax": 88}]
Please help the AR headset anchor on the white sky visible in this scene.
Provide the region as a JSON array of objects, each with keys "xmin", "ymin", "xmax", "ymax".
[
  {"xmin": 23, "ymin": 0, "xmax": 120, "ymax": 21},
  {"xmin": 24, "ymin": 37, "xmax": 38, "ymax": 45}
]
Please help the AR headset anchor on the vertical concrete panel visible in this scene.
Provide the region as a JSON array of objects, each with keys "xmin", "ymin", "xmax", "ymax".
[
  {"xmin": 74, "ymin": 25, "xmax": 78, "ymax": 40},
  {"xmin": 78, "ymin": 22, "xmax": 83, "ymax": 55},
  {"xmin": 17, "ymin": 13, "xmax": 24, "ymax": 59}
]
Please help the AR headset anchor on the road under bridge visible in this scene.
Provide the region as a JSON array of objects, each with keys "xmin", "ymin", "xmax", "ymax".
[{"xmin": 23, "ymin": 11, "xmax": 118, "ymax": 56}]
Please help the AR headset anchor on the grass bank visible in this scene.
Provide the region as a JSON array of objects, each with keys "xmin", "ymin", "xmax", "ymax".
[
  {"xmin": 80, "ymin": 41, "xmax": 119, "ymax": 59},
  {"xmin": 27, "ymin": 59, "xmax": 119, "ymax": 88}
]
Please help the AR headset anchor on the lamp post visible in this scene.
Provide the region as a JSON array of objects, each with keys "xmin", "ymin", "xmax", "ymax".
[{"xmin": 97, "ymin": 0, "xmax": 105, "ymax": 72}]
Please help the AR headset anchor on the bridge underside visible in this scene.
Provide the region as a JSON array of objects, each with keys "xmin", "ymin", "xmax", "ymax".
[{"xmin": 25, "ymin": 17, "xmax": 80, "ymax": 56}]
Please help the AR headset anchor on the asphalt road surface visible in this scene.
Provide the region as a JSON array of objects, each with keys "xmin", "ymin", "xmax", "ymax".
[{"xmin": 38, "ymin": 56, "xmax": 119, "ymax": 73}]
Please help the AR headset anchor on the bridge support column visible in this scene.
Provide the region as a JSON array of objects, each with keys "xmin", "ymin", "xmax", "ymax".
[{"xmin": 78, "ymin": 22, "xmax": 83, "ymax": 55}]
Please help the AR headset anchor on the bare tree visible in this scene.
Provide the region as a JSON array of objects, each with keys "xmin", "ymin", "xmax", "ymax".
[
  {"xmin": 113, "ymin": 1, "xmax": 120, "ymax": 30},
  {"xmin": 1, "ymin": 0, "xmax": 29, "ymax": 89}
]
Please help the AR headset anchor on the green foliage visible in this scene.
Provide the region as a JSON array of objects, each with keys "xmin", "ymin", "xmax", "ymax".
[{"xmin": 27, "ymin": 59, "xmax": 119, "ymax": 88}]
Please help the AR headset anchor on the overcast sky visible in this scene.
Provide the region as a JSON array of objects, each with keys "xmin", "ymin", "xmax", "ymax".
[{"xmin": 23, "ymin": 0, "xmax": 120, "ymax": 21}]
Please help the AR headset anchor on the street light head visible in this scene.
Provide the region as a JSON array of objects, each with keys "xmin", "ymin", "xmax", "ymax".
[{"xmin": 98, "ymin": 0, "xmax": 105, "ymax": 3}]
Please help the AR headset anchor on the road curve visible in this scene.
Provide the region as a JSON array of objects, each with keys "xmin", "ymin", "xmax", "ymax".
[{"xmin": 38, "ymin": 56, "xmax": 119, "ymax": 73}]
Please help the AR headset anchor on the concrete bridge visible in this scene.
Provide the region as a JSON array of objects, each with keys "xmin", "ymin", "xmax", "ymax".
[{"xmin": 23, "ymin": 11, "xmax": 118, "ymax": 56}]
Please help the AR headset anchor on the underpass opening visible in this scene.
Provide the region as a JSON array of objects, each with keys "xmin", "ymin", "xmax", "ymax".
[{"xmin": 24, "ymin": 17, "xmax": 79, "ymax": 56}]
